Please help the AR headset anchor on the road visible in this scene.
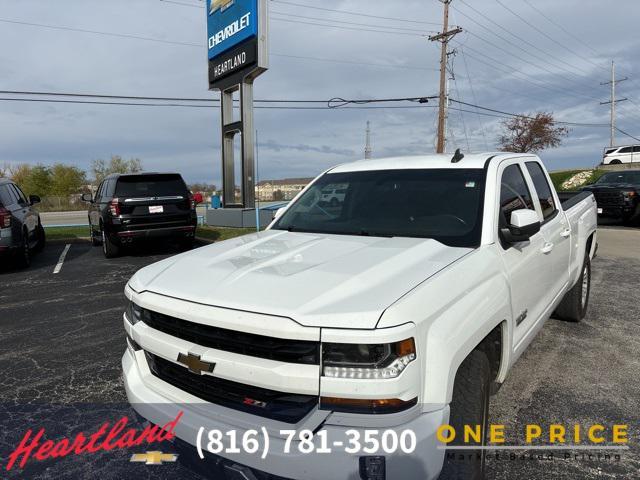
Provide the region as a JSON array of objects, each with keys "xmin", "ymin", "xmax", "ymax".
[
  {"xmin": 0, "ymin": 232, "xmax": 638, "ymax": 479},
  {"xmin": 40, "ymin": 207, "xmax": 209, "ymax": 226}
]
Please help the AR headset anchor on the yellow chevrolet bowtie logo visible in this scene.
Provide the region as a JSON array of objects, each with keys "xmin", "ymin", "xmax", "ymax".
[
  {"xmin": 210, "ymin": 0, "xmax": 234, "ymax": 14},
  {"xmin": 130, "ymin": 451, "xmax": 178, "ymax": 465},
  {"xmin": 177, "ymin": 352, "xmax": 216, "ymax": 375}
]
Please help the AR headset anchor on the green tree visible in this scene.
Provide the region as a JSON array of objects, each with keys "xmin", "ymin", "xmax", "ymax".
[
  {"xmin": 50, "ymin": 164, "xmax": 87, "ymax": 196},
  {"xmin": 92, "ymin": 155, "xmax": 143, "ymax": 183},
  {"xmin": 12, "ymin": 164, "xmax": 52, "ymax": 197}
]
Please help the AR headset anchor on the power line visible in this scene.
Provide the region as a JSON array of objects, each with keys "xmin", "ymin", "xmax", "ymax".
[
  {"xmin": 270, "ymin": 10, "xmax": 431, "ymax": 33},
  {"xmin": 0, "ymin": 90, "xmax": 438, "ymax": 105},
  {"xmin": 3, "ymin": 93, "xmax": 638, "ymax": 140},
  {"xmin": 270, "ymin": 17, "xmax": 427, "ymax": 37},
  {"xmin": 455, "ymin": 0, "xmax": 597, "ymax": 81},
  {"xmin": 458, "ymin": 43, "xmax": 600, "ymax": 103},
  {"xmin": 269, "ymin": 0, "xmax": 441, "ymax": 26},
  {"xmin": 494, "ymin": 0, "xmax": 608, "ymax": 74},
  {"xmin": 0, "ymin": 17, "xmax": 204, "ymax": 48},
  {"xmin": 459, "ymin": 46, "xmax": 489, "ymax": 150},
  {"xmin": 271, "ymin": 53, "xmax": 438, "ymax": 71},
  {"xmin": 615, "ymin": 127, "xmax": 640, "ymax": 143},
  {"xmin": 449, "ymin": 99, "xmax": 609, "ymax": 127},
  {"xmin": 519, "ymin": 0, "xmax": 604, "ymax": 62},
  {"xmin": 0, "ymin": 14, "xmax": 434, "ymax": 71},
  {"xmin": 463, "ymin": 29, "xmax": 599, "ymax": 100},
  {"xmin": 0, "ymin": 97, "xmax": 443, "ymax": 110}
]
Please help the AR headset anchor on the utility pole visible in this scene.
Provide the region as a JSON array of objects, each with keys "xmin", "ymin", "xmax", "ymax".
[
  {"xmin": 364, "ymin": 121, "xmax": 372, "ymax": 160},
  {"xmin": 429, "ymin": 0, "xmax": 462, "ymax": 154},
  {"xmin": 600, "ymin": 61, "xmax": 628, "ymax": 147}
]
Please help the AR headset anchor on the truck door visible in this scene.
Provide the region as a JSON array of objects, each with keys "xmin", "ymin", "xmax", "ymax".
[
  {"xmin": 524, "ymin": 161, "xmax": 571, "ymax": 301},
  {"xmin": 497, "ymin": 162, "xmax": 549, "ymax": 350}
]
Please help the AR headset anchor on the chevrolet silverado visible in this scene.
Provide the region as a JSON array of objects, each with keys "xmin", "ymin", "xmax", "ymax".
[{"xmin": 122, "ymin": 153, "xmax": 597, "ymax": 480}]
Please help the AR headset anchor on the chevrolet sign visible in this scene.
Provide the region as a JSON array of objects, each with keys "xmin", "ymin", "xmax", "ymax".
[
  {"xmin": 208, "ymin": 12, "xmax": 251, "ymax": 50},
  {"xmin": 207, "ymin": 0, "xmax": 258, "ymax": 60}
]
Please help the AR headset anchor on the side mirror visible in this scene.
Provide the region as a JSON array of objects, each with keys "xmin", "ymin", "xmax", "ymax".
[
  {"xmin": 274, "ymin": 207, "xmax": 286, "ymax": 220},
  {"xmin": 81, "ymin": 193, "xmax": 93, "ymax": 203},
  {"xmin": 501, "ymin": 209, "xmax": 540, "ymax": 244},
  {"xmin": 29, "ymin": 195, "xmax": 41, "ymax": 205},
  {"xmin": 193, "ymin": 193, "xmax": 204, "ymax": 205}
]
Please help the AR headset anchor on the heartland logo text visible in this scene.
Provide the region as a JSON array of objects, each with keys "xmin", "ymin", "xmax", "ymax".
[{"xmin": 209, "ymin": 13, "xmax": 251, "ymax": 50}]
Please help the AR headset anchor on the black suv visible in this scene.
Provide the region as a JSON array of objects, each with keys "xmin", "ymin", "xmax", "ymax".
[
  {"xmin": 0, "ymin": 178, "xmax": 45, "ymax": 268},
  {"xmin": 83, "ymin": 173, "xmax": 198, "ymax": 258},
  {"xmin": 582, "ymin": 170, "xmax": 640, "ymax": 224}
]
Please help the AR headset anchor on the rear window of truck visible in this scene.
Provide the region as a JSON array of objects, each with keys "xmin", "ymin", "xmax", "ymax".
[{"xmin": 115, "ymin": 175, "xmax": 188, "ymax": 198}]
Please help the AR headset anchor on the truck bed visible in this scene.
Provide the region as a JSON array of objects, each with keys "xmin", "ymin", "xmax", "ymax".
[{"xmin": 557, "ymin": 190, "xmax": 593, "ymax": 210}]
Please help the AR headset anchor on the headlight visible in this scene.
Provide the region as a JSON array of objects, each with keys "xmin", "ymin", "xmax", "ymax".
[
  {"xmin": 322, "ymin": 338, "xmax": 416, "ymax": 379},
  {"xmin": 126, "ymin": 300, "xmax": 145, "ymax": 325}
]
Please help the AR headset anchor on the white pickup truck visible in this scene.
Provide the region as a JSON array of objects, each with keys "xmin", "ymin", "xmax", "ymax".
[{"xmin": 122, "ymin": 153, "xmax": 597, "ymax": 480}]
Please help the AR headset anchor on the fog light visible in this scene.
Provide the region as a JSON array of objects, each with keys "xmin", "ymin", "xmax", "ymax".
[{"xmin": 359, "ymin": 456, "xmax": 386, "ymax": 480}]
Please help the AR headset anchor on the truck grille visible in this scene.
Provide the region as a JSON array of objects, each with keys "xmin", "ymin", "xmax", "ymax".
[
  {"xmin": 145, "ymin": 352, "xmax": 318, "ymax": 424},
  {"xmin": 140, "ymin": 309, "xmax": 319, "ymax": 365},
  {"xmin": 593, "ymin": 191, "xmax": 624, "ymax": 206}
]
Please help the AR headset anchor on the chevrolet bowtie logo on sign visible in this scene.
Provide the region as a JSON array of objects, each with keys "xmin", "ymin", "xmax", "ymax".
[
  {"xmin": 130, "ymin": 451, "xmax": 178, "ymax": 465},
  {"xmin": 210, "ymin": 0, "xmax": 235, "ymax": 15},
  {"xmin": 177, "ymin": 352, "xmax": 216, "ymax": 375}
]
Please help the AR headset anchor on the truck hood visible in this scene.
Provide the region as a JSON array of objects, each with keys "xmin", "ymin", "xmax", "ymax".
[{"xmin": 129, "ymin": 230, "xmax": 471, "ymax": 329}]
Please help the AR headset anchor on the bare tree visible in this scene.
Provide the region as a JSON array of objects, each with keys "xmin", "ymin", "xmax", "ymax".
[
  {"xmin": 92, "ymin": 156, "xmax": 143, "ymax": 183},
  {"xmin": 498, "ymin": 112, "xmax": 569, "ymax": 153}
]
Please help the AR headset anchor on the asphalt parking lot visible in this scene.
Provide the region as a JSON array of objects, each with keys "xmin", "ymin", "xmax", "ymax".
[{"xmin": 0, "ymin": 228, "xmax": 639, "ymax": 479}]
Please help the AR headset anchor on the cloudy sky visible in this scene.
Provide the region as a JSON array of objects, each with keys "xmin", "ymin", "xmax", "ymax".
[{"xmin": 1, "ymin": 0, "xmax": 639, "ymax": 186}]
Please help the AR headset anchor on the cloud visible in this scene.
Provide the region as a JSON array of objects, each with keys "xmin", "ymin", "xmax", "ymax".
[{"xmin": 0, "ymin": 0, "xmax": 639, "ymax": 185}]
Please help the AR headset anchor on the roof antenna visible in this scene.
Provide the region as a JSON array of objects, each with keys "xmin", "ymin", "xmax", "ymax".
[{"xmin": 451, "ymin": 148, "xmax": 464, "ymax": 163}]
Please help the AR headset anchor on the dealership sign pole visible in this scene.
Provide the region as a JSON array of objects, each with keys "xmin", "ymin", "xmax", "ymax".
[{"xmin": 207, "ymin": 0, "xmax": 268, "ymax": 209}]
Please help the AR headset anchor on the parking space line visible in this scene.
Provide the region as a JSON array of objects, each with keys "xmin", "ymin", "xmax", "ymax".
[{"xmin": 53, "ymin": 244, "xmax": 71, "ymax": 274}]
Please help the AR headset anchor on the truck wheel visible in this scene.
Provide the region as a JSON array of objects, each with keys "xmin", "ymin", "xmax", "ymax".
[
  {"xmin": 555, "ymin": 253, "xmax": 591, "ymax": 322},
  {"xmin": 33, "ymin": 223, "xmax": 46, "ymax": 253},
  {"xmin": 16, "ymin": 229, "xmax": 31, "ymax": 269},
  {"xmin": 102, "ymin": 229, "xmax": 120, "ymax": 259},
  {"xmin": 439, "ymin": 350, "xmax": 490, "ymax": 480}
]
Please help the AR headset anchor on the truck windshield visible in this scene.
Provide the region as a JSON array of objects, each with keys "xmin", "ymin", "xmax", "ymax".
[
  {"xmin": 274, "ymin": 169, "xmax": 486, "ymax": 247},
  {"xmin": 596, "ymin": 172, "xmax": 640, "ymax": 184}
]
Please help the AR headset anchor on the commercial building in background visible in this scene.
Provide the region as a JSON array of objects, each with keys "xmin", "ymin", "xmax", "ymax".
[{"xmin": 256, "ymin": 177, "xmax": 313, "ymax": 201}]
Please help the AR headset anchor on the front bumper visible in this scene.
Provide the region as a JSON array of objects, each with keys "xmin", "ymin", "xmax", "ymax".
[
  {"xmin": 597, "ymin": 205, "xmax": 637, "ymax": 218},
  {"xmin": 122, "ymin": 348, "xmax": 448, "ymax": 480}
]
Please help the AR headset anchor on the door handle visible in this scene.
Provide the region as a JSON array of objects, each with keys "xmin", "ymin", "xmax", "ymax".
[
  {"xmin": 560, "ymin": 228, "xmax": 571, "ymax": 238},
  {"xmin": 541, "ymin": 242, "xmax": 554, "ymax": 254}
]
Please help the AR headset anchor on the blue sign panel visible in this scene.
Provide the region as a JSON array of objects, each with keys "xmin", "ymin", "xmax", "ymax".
[{"xmin": 207, "ymin": 0, "xmax": 258, "ymax": 60}]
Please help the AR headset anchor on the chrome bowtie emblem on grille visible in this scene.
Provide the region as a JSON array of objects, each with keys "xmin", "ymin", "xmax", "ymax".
[
  {"xmin": 177, "ymin": 352, "xmax": 216, "ymax": 375},
  {"xmin": 130, "ymin": 451, "xmax": 178, "ymax": 465}
]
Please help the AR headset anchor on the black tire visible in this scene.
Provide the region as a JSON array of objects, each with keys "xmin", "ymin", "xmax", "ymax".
[
  {"xmin": 90, "ymin": 223, "xmax": 100, "ymax": 247},
  {"xmin": 102, "ymin": 229, "xmax": 120, "ymax": 259},
  {"xmin": 439, "ymin": 350, "xmax": 491, "ymax": 480},
  {"xmin": 609, "ymin": 159, "xmax": 622, "ymax": 165},
  {"xmin": 555, "ymin": 253, "xmax": 591, "ymax": 322},
  {"xmin": 33, "ymin": 223, "xmax": 46, "ymax": 253},
  {"xmin": 16, "ymin": 229, "xmax": 31, "ymax": 269}
]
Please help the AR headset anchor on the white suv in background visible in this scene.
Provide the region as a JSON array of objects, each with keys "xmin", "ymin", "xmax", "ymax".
[{"xmin": 603, "ymin": 145, "xmax": 640, "ymax": 164}]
